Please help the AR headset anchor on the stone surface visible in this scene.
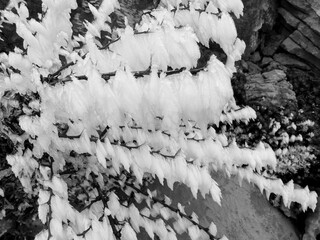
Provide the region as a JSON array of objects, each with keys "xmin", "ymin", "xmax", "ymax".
[
  {"xmin": 307, "ymin": 0, "xmax": 320, "ymax": 16},
  {"xmin": 281, "ymin": 37, "xmax": 300, "ymax": 52},
  {"xmin": 281, "ymin": 37, "xmax": 320, "ymax": 70},
  {"xmin": 304, "ymin": 14, "xmax": 320, "ymax": 36},
  {"xmin": 140, "ymin": 172, "xmax": 300, "ymax": 240},
  {"xmin": 250, "ymin": 51, "xmax": 262, "ymax": 63},
  {"xmin": 281, "ymin": 0, "xmax": 309, "ymax": 20},
  {"xmin": 285, "ymin": 0, "xmax": 310, "ymax": 13},
  {"xmin": 261, "ymin": 34, "xmax": 285, "ymax": 56},
  {"xmin": 245, "ymin": 70, "xmax": 297, "ymax": 108},
  {"xmin": 240, "ymin": 60, "xmax": 249, "ymax": 72},
  {"xmin": 298, "ymin": 22, "xmax": 320, "ymax": 48},
  {"xmin": 264, "ymin": 60, "xmax": 287, "ymax": 72},
  {"xmin": 261, "ymin": 57, "xmax": 274, "ymax": 67},
  {"xmin": 303, "ymin": 195, "xmax": 320, "ymax": 240},
  {"xmin": 274, "ymin": 53, "xmax": 311, "ymax": 70},
  {"xmin": 278, "ymin": 0, "xmax": 320, "ymax": 72},
  {"xmin": 278, "ymin": 7, "xmax": 300, "ymax": 28},
  {"xmin": 262, "ymin": 69, "xmax": 287, "ymax": 81},
  {"xmin": 247, "ymin": 61, "xmax": 262, "ymax": 74},
  {"xmin": 290, "ymin": 30, "xmax": 320, "ymax": 59},
  {"xmin": 234, "ymin": 0, "xmax": 278, "ymax": 56}
]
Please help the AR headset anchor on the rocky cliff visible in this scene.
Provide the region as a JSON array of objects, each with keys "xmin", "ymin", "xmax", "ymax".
[
  {"xmin": 237, "ymin": 0, "xmax": 320, "ymax": 73},
  {"xmin": 234, "ymin": 1, "xmax": 320, "ymax": 239},
  {"xmin": 1, "ymin": 1, "xmax": 320, "ymax": 239}
]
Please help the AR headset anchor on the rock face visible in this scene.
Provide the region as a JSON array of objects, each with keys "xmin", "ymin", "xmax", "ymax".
[
  {"xmin": 273, "ymin": 53, "xmax": 311, "ymax": 70},
  {"xmin": 140, "ymin": 173, "xmax": 300, "ymax": 240},
  {"xmin": 261, "ymin": 34, "xmax": 286, "ymax": 57},
  {"xmin": 278, "ymin": 0, "xmax": 320, "ymax": 71},
  {"xmin": 238, "ymin": 0, "xmax": 320, "ymax": 72},
  {"xmin": 238, "ymin": 0, "xmax": 320, "ymax": 236},
  {"xmin": 244, "ymin": 69, "xmax": 297, "ymax": 109},
  {"xmin": 303, "ymin": 195, "xmax": 320, "ymax": 240},
  {"xmin": 234, "ymin": 0, "xmax": 278, "ymax": 56}
]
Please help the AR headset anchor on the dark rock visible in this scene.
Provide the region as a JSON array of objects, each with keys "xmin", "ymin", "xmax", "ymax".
[
  {"xmin": 298, "ymin": 22, "xmax": 320, "ymax": 48},
  {"xmin": 140, "ymin": 173, "xmax": 300, "ymax": 240},
  {"xmin": 278, "ymin": 0, "xmax": 320, "ymax": 73},
  {"xmin": 285, "ymin": 0, "xmax": 311, "ymax": 13},
  {"xmin": 281, "ymin": 37, "xmax": 320, "ymax": 70},
  {"xmin": 303, "ymin": 194, "xmax": 320, "ymax": 240},
  {"xmin": 281, "ymin": 0, "xmax": 309, "ymax": 20},
  {"xmin": 304, "ymin": 14, "xmax": 320, "ymax": 36},
  {"xmin": 234, "ymin": 0, "xmax": 278, "ymax": 56},
  {"xmin": 261, "ymin": 57, "xmax": 273, "ymax": 67},
  {"xmin": 240, "ymin": 60, "xmax": 249, "ymax": 72},
  {"xmin": 280, "ymin": 37, "xmax": 301, "ymax": 52},
  {"xmin": 247, "ymin": 61, "xmax": 262, "ymax": 74},
  {"xmin": 290, "ymin": 30, "xmax": 320, "ymax": 59},
  {"xmin": 231, "ymin": 72, "xmax": 247, "ymax": 105},
  {"xmin": 250, "ymin": 51, "xmax": 261, "ymax": 63},
  {"xmin": 261, "ymin": 34, "xmax": 285, "ymax": 56},
  {"xmin": 262, "ymin": 69, "xmax": 287, "ymax": 81},
  {"xmin": 264, "ymin": 60, "xmax": 287, "ymax": 72},
  {"xmin": 245, "ymin": 69, "xmax": 297, "ymax": 109},
  {"xmin": 278, "ymin": 7, "xmax": 300, "ymax": 28},
  {"xmin": 274, "ymin": 53, "xmax": 311, "ymax": 70},
  {"xmin": 281, "ymin": 0, "xmax": 320, "ymax": 35},
  {"xmin": 308, "ymin": 0, "xmax": 320, "ymax": 16}
]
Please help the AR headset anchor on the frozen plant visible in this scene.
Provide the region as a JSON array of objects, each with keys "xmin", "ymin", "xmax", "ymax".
[{"xmin": 0, "ymin": 0, "xmax": 317, "ymax": 240}]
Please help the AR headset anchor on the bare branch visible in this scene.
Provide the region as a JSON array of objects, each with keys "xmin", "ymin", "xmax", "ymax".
[{"xmin": 99, "ymin": 37, "xmax": 121, "ymax": 50}]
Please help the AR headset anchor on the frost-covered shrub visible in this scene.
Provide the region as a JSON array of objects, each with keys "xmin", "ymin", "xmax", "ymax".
[
  {"xmin": 270, "ymin": 112, "xmax": 316, "ymax": 176},
  {"xmin": 0, "ymin": 0, "xmax": 318, "ymax": 240},
  {"xmin": 221, "ymin": 106, "xmax": 317, "ymax": 178}
]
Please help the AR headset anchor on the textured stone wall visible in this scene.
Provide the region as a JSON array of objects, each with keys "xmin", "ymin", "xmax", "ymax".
[
  {"xmin": 234, "ymin": 0, "xmax": 278, "ymax": 57},
  {"xmin": 279, "ymin": 0, "xmax": 320, "ymax": 71}
]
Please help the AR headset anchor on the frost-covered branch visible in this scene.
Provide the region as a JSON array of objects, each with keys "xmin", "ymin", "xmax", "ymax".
[
  {"xmin": 124, "ymin": 180, "xmax": 222, "ymax": 240},
  {"xmin": 91, "ymin": 173, "xmax": 122, "ymax": 240},
  {"xmin": 1, "ymin": 1, "xmax": 318, "ymax": 240},
  {"xmin": 42, "ymin": 62, "xmax": 206, "ymax": 85}
]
